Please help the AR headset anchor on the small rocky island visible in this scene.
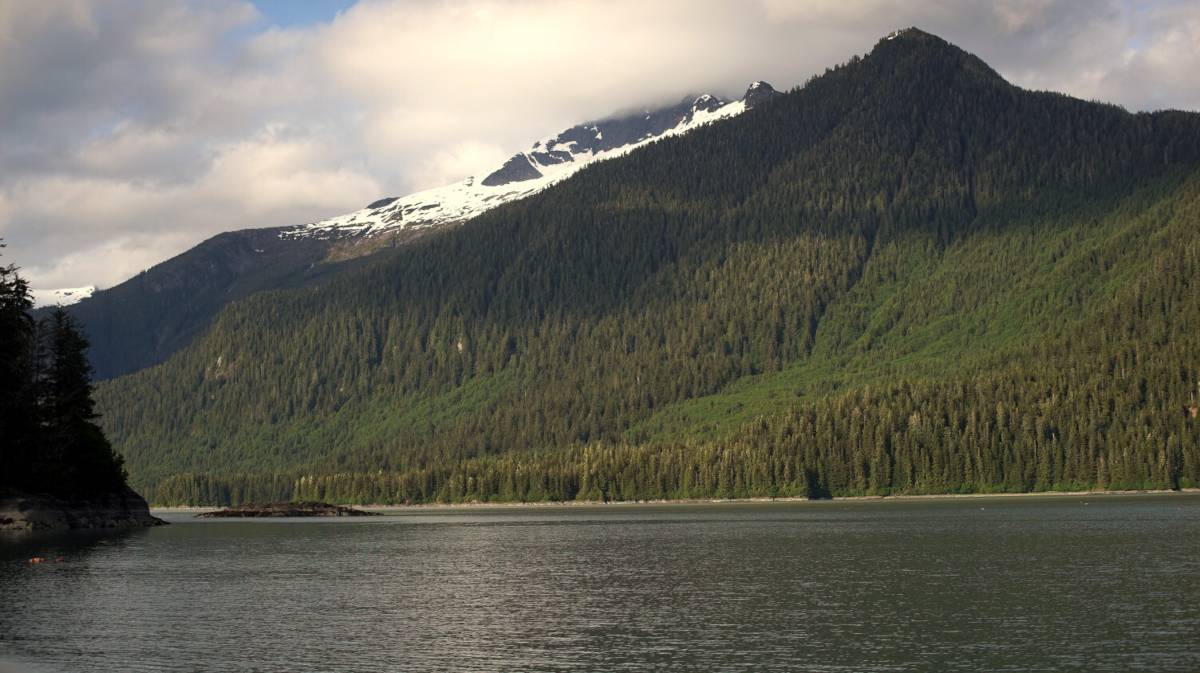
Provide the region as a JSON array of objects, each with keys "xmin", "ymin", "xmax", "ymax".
[
  {"xmin": 0, "ymin": 488, "xmax": 165, "ymax": 531},
  {"xmin": 197, "ymin": 501, "xmax": 379, "ymax": 518}
]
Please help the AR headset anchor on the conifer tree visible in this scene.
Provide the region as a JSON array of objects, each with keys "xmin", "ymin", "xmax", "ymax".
[
  {"xmin": 40, "ymin": 309, "xmax": 126, "ymax": 494},
  {"xmin": 0, "ymin": 240, "xmax": 35, "ymax": 491},
  {"xmin": 0, "ymin": 247, "xmax": 127, "ymax": 495}
]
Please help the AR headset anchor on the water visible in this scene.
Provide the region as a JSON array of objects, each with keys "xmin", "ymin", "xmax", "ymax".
[{"xmin": 2, "ymin": 495, "xmax": 1198, "ymax": 672}]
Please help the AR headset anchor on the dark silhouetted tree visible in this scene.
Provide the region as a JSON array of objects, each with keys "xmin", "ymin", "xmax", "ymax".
[{"xmin": 0, "ymin": 246, "xmax": 127, "ymax": 496}]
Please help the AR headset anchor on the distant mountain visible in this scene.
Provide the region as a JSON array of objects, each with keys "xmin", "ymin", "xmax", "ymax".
[
  {"xmin": 64, "ymin": 82, "xmax": 777, "ymax": 380},
  {"xmin": 95, "ymin": 28, "xmax": 1200, "ymax": 505},
  {"xmin": 32, "ymin": 286, "xmax": 95, "ymax": 308}
]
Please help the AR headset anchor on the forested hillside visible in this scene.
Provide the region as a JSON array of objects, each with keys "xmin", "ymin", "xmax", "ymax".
[
  {"xmin": 94, "ymin": 29, "xmax": 1200, "ymax": 504},
  {"xmin": 47, "ymin": 226, "xmax": 389, "ymax": 380}
]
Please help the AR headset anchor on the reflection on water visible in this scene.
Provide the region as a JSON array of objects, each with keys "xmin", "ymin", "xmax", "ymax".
[
  {"xmin": 0, "ymin": 528, "xmax": 150, "ymax": 673},
  {"xmin": 2, "ymin": 495, "xmax": 1199, "ymax": 672}
]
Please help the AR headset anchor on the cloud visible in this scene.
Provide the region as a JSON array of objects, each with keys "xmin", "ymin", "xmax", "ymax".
[
  {"xmin": 6, "ymin": 128, "xmax": 383, "ymax": 288},
  {"xmin": 1, "ymin": 0, "xmax": 1199, "ymax": 290}
]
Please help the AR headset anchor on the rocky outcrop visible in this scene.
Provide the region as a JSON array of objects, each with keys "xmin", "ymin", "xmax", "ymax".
[
  {"xmin": 197, "ymin": 501, "xmax": 378, "ymax": 518},
  {"xmin": 742, "ymin": 81, "xmax": 780, "ymax": 109},
  {"xmin": 0, "ymin": 488, "xmax": 165, "ymax": 532},
  {"xmin": 365, "ymin": 196, "xmax": 400, "ymax": 210},
  {"xmin": 481, "ymin": 153, "xmax": 544, "ymax": 186}
]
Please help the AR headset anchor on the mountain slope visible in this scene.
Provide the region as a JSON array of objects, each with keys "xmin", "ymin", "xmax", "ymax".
[
  {"xmin": 64, "ymin": 84, "xmax": 777, "ymax": 380},
  {"xmin": 46, "ymin": 227, "xmax": 355, "ymax": 379},
  {"xmin": 94, "ymin": 29, "xmax": 1200, "ymax": 504}
]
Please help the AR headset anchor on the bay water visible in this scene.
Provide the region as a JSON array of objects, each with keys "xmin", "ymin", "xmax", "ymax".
[{"xmin": 2, "ymin": 494, "xmax": 1198, "ymax": 672}]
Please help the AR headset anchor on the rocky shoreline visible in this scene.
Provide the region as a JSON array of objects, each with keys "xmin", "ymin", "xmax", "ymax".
[
  {"xmin": 0, "ymin": 488, "xmax": 166, "ymax": 532},
  {"xmin": 196, "ymin": 501, "xmax": 379, "ymax": 518}
]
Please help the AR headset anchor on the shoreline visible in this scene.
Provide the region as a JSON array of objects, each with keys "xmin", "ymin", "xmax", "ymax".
[{"xmin": 151, "ymin": 487, "xmax": 1200, "ymax": 515}]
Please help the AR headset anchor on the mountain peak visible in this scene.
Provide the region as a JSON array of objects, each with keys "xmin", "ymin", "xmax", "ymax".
[
  {"xmin": 365, "ymin": 197, "xmax": 398, "ymax": 210},
  {"xmin": 878, "ymin": 26, "xmax": 953, "ymax": 48},
  {"xmin": 32, "ymin": 285, "xmax": 96, "ymax": 308},
  {"xmin": 480, "ymin": 153, "xmax": 542, "ymax": 187},
  {"xmin": 690, "ymin": 93, "xmax": 725, "ymax": 113},
  {"xmin": 882, "ymin": 26, "xmax": 930, "ymax": 41},
  {"xmin": 873, "ymin": 27, "xmax": 1003, "ymax": 81},
  {"xmin": 742, "ymin": 81, "xmax": 779, "ymax": 108}
]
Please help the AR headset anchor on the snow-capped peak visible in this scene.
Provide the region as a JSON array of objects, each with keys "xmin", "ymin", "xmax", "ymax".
[
  {"xmin": 884, "ymin": 27, "xmax": 921, "ymax": 41},
  {"xmin": 32, "ymin": 285, "xmax": 96, "ymax": 308},
  {"xmin": 282, "ymin": 81, "xmax": 777, "ymax": 241},
  {"xmin": 742, "ymin": 81, "xmax": 780, "ymax": 108}
]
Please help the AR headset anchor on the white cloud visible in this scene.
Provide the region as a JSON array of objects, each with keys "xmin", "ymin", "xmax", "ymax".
[
  {"xmin": 5, "ymin": 128, "xmax": 382, "ymax": 288},
  {"xmin": 417, "ymin": 141, "xmax": 511, "ymax": 192},
  {"xmin": 1, "ymin": 0, "xmax": 1199, "ymax": 291}
]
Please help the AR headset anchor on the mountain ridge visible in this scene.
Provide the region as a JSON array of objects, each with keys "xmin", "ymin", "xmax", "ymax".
[
  {"xmin": 57, "ymin": 81, "xmax": 779, "ymax": 379},
  {"xmin": 281, "ymin": 80, "xmax": 779, "ymax": 240},
  {"xmin": 90, "ymin": 28, "xmax": 1200, "ymax": 504}
]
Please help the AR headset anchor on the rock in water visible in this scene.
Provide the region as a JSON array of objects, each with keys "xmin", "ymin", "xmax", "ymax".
[
  {"xmin": 0, "ymin": 488, "xmax": 166, "ymax": 531},
  {"xmin": 196, "ymin": 501, "xmax": 378, "ymax": 518}
]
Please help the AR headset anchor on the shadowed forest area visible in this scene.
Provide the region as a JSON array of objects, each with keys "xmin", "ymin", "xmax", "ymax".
[{"xmin": 1, "ymin": 246, "xmax": 128, "ymax": 498}]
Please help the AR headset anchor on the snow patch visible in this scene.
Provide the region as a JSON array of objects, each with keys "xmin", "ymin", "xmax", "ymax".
[
  {"xmin": 32, "ymin": 286, "xmax": 96, "ymax": 308},
  {"xmin": 282, "ymin": 90, "xmax": 755, "ymax": 241}
]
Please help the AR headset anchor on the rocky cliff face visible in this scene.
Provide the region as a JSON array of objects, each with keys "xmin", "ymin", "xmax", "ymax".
[{"xmin": 0, "ymin": 488, "xmax": 165, "ymax": 531}]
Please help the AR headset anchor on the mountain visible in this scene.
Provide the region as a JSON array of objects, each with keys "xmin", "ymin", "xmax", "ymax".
[
  {"xmin": 60, "ymin": 83, "xmax": 778, "ymax": 380},
  {"xmin": 95, "ymin": 28, "xmax": 1200, "ymax": 505}
]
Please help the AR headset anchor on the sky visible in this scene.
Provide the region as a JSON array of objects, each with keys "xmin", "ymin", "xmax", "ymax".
[{"xmin": 2, "ymin": 0, "xmax": 1199, "ymax": 293}]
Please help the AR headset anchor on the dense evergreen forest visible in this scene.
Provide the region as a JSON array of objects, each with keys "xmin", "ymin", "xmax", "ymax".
[
  {"xmin": 0, "ymin": 245, "xmax": 129, "ymax": 497},
  {"xmin": 94, "ymin": 29, "xmax": 1200, "ymax": 505}
]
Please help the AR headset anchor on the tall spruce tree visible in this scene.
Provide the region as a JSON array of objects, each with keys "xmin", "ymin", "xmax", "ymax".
[
  {"xmin": 0, "ymin": 240, "xmax": 35, "ymax": 492},
  {"xmin": 0, "ymin": 244, "xmax": 127, "ymax": 495},
  {"xmin": 39, "ymin": 309, "xmax": 126, "ymax": 494}
]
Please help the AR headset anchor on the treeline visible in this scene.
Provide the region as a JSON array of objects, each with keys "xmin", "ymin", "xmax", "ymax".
[
  {"xmin": 152, "ymin": 329, "xmax": 1200, "ymax": 506},
  {"xmin": 152, "ymin": 209, "xmax": 1200, "ymax": 506},
  {"xmin": 0, "ymin": 249, "xmax": 128, "ymax": 496},
  {"xmin": 96, "ymin": 31, "xmax": 1200, "ymax": 504}
]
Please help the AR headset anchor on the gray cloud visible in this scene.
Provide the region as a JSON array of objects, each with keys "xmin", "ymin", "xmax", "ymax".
[{"xmin": 2, "ymin": 0, "xmax": 1198, "ymax": 291}]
